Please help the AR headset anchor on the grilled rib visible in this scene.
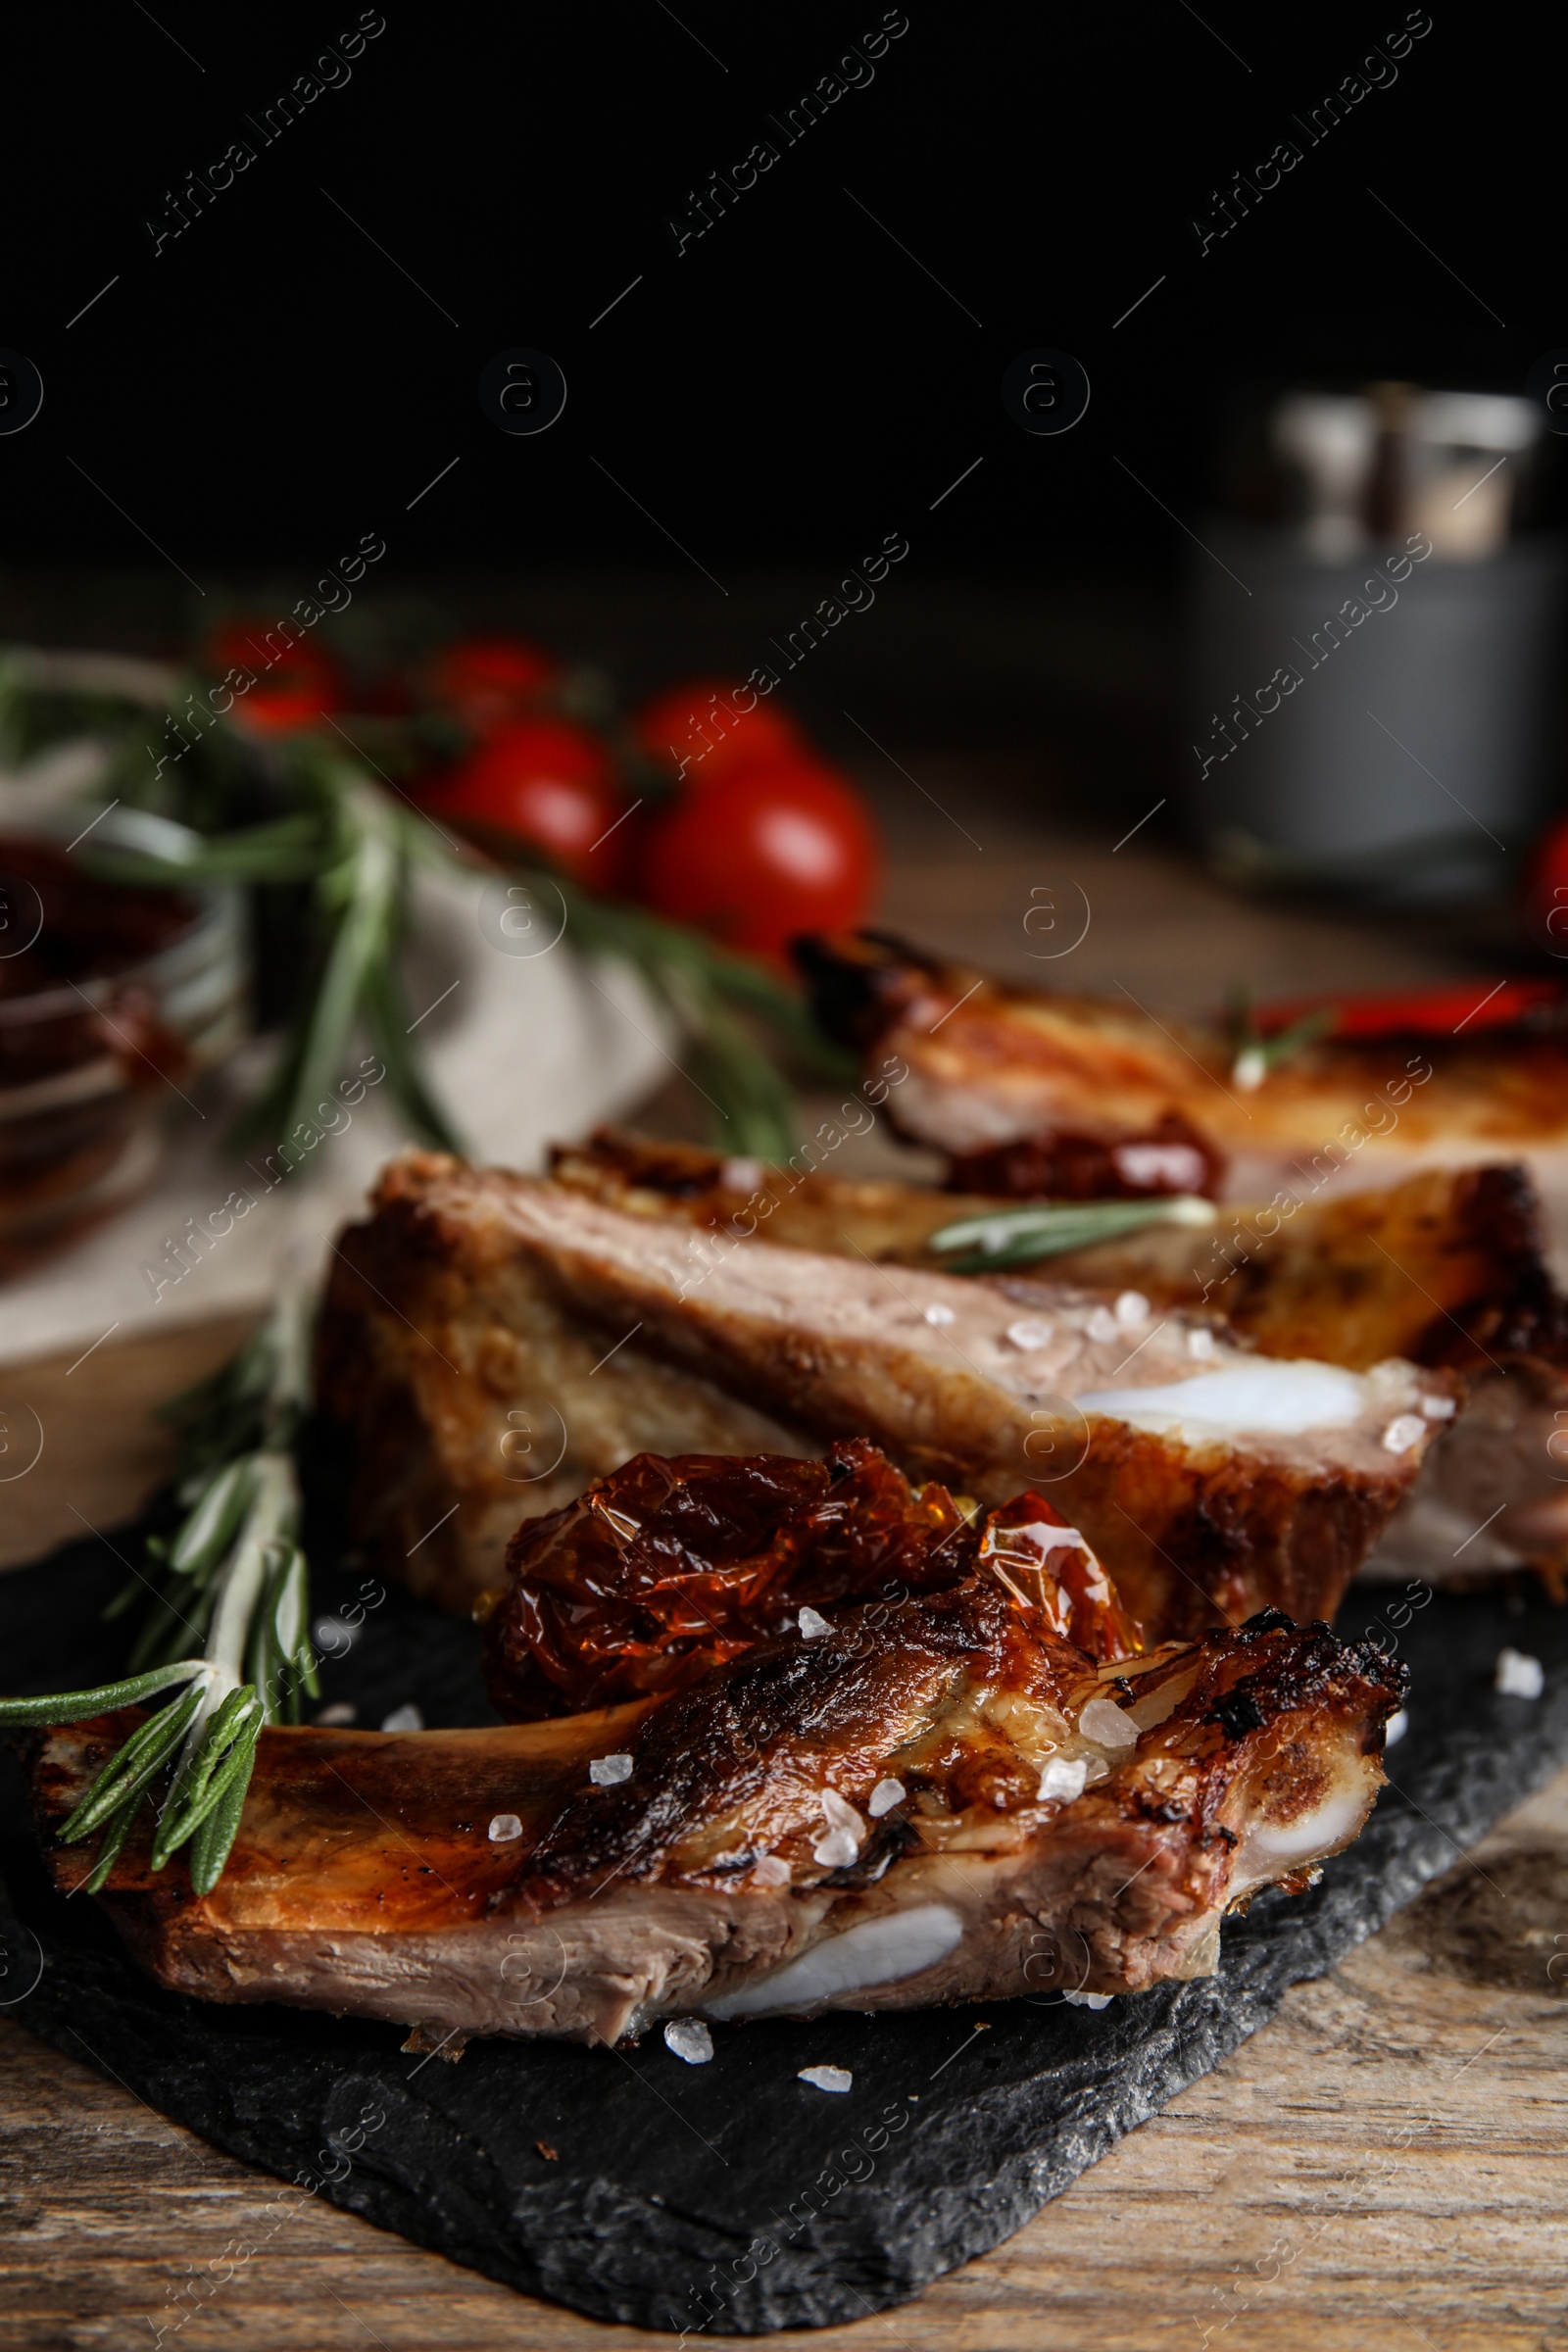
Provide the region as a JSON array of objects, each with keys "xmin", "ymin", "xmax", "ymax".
[
  {"xmin": 551, "ymin": 1136, "xmax": 1568, "ymax": 1588},
  {"xmin": 29, "ymin": 1587, "xmax": 1404, "ymax": 2046},
  {"xmin": 317, "ymin": 1155, "xmax": 1451, "ymax": 1634},
  {"xmin": 796, "ymin": 930, "xmax": 1568, "ymax": 1216}
]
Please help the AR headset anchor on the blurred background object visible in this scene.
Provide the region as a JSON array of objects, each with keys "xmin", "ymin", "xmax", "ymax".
[{"xmin": 1188, "ymin": 380, "xmax": 1563, "ymax": 897}]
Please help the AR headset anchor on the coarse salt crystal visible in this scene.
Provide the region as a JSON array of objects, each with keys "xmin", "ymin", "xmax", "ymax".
[
  {"xmin": 811, "ymin": 1828, "xmax": 860, "ymax": 1867},
  {"xmin": 1078, "ymin": 1696, "xmax": 1138, "ymax": 1748},
  {"xmin": 924, "ymin": 1301, "xmax": 956, "ymax": 1326},
  {"xmin": 487, "ymin": 1813, "xmax": 523, "ymax": 1842},
  {"xmin": 799, "ymin": 1605, "xmax": 831, "ymax": 1639},
  {"xmin": 1188, "ymin": 1327, "xmax": 1216, "ymax": 1360},
  {"xmin": 1086, "ymin": 1306, "xmax": 1119, "ymax": 1343},
  {"xmin": 722, "ymin": 1157, "xmax": 765, "ymax": 1194},
  {"xmin": 1063, "ymin": 1990, "xmax": 1113, "ymax": 2009},
  {"xmin": 1114, "ymin": 1291, "xmax": 1150, "ymax": 1328},
  {"xmin": 798, "ymin": 2065, "xmax": 853, "ymax": 2092},
  {"xmin": 315, "ymin": 1701, "xmax": 357, "ymax": 1727},
  {"xmin": 664, "ymin": 2019, "xmax": 714, "ymax": 2064},
  {"xmin": 590, "ymin": 1752, "xmax": 634, "ymax": 1786},
  {"xmin": 1421, "ymin": 1394, "xmax": 1456, "ymax": 1418},
  {"xmin": 380, "ymin": 1702, "xmax": 423, "ymax": 1733},
  {"xmin": 868, "ymin": 1777, "xmax": 906, "ymax": 1817},
  {"xmin": 1495, "ymin": 1648, "xmax": 1544, "ymax": 1699},
  {"xmin": 1384, "ymin": 1710, "xmax": 1409, "ymax": 1747},
  {"xmin": 812, "ymin": 1788, "xmax": 865, "ymax": 1867},
  {"xmin": 1039, "ymin": 1755, "xmax": 1088, "ymax": 1802},
  {"xmin": 1382, "ymin": 1414, "xmax": 1426, "ymax": 1454},
  {"xmin": 1006, "ymin": 1318, "xmax": 1056, "ymax": 1352},
  {"xmin": 752, "ymin": 1855, "xmax": 791, "ymax": 1886}
]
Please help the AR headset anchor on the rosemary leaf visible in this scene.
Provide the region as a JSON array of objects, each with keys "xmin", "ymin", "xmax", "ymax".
[
  {"xmin": 151, "ymin": 1689, "xmax": 262, "ymax": 1868},
  {"xmin": 0, "ymin": 1658, "xmax": 211, "ymax": 1727},
  {"xmin": 929, "ymin": 1194, "xmax": 1216, "ymax": 1274},
  {"xmin": 246, "ymin": 1556, "xmax": 283, "ymax": 1721},
  {"xmin": 170, "ymin": 1456, "xmax": 255, "ymax": 1579},
  {"xmin": 158, "ymin": 1713, "xmax": 262, "ymax": 1866},
  {"xmin": 82, "ymin": 1788, "xmax": 146, "ymax": 1895},
  {"xmin": 188, "ymin": 1748, "xmax": 259, "ymax": 1895},
  {"xmin": 57, "ymin": 1681, "xmax": 208, "ymax": 1843},
  {"xmin": 81, "ymin": 813, "xmax": 324, "ymax": 888}
]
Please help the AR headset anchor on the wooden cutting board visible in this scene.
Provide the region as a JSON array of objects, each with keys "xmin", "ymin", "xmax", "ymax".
[{"xmin": 2, "ymin": 1314, "xmax": 1564, "ymax": 2351}]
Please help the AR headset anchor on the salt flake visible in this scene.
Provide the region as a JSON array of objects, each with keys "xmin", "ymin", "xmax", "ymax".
[
  {"xmin": 868, "ymin": 1777, "xmax": 906, "ymax": 1817},
  {"xmin": 1188, "ymin": 1327, "xmax": 1216, "ymax": 1360},
  {"xmin": 1384, "ymin": 1710, "xmax": 1409, "ymax": 1747},
  {"xmin": 380, "ymin": 1702, "xmax": 422, "ymax": 1734},
  {"xmin": 1382, "ymin": 1414, "xmax": 1426, "ymax": 1454},
  {"xmin": 1063, "ymin": 1989, "xmax": 1113, "ymax": 2009},
  {"xmin": 1006, "ymin": 1318, "xmax": 1056, "ymax": 1352},
  {"xmin": 1114, "ymin": 1291, "xmax": 1150, "ymax": 1328},
  {"xmin": 1078, "ymin": 1696, "xmax": 1138, "ymax": 1748},
  {"xmin": 664, "ymin": 2019, "xmax": 714, "ymax": 2064},
  {"xmin": 590, "ymin": 1752, "xmax": 634, "ymax": 1786},
  {"xmin": 487, "ymin": 1813, "xmax": 523, "ymax": 1842},
  {"xmin": 924, "ymin": 1301, "xmax": 956, "ymax": 1326},
  {"xmin": 1086, "ymin": 1306, "xmax": 1119, "ymax": 1344},
  {"xmin": 752, "ymin": 1855, "xmax": 791, "ymax": 1886},
  {"xmin": 820, "ymin": 1789, "xmax": 863, "ymax": 1834},
  {"xmin": 798, "ymin": 2065, "xmax": 853, "ymax": 2092},
  {"xmin": 1038, "ymin": 1755, "xmax": 1088, "ymax": 1802},
  {"xmin": 1495, "ymin": 1648, "xmax": 1544, "ymax": 1700},
  {"xmin": 1421, "ymin": 1394, "xmax": 1456, "ymax": 1419},
  {"xmin": 799, "ymin": 1605, "xmax": 831, "ymax": 1639},
  {"xmin": 811, "ymin": 1828, "xmax": 860, "ymax": 1868}
]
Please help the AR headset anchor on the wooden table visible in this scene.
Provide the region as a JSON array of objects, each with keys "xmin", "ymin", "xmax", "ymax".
[{"xmin": 4, "ymin": 830, "xmax": 1565, "ymax": 2349}]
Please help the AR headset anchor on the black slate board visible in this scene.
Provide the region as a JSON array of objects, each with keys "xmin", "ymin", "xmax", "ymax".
[{"xmin": 3, "ymin": 1515, "xmax": 1567, "ymax": 2335}]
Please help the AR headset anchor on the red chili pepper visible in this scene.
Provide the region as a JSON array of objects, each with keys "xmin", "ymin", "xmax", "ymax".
[{"xmin": 1250, "ymin": 978, "xmax": 1564, "ymax": 1043}]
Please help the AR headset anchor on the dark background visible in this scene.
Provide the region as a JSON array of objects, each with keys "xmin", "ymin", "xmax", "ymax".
[
  {"xmin": 6, "ymin": 3, "xmax": 1553, "ymax": 564},
  {"xmin": 2, "ymin": 3, "xmax": 1560, "ymax": 825}
]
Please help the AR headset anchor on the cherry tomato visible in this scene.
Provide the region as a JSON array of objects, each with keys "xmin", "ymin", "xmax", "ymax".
[
  {"xmin": 636, "ymin": 759, "xmax": 879, "ymax": 961},
  {"xmin": 206, "ymin": 620, "xmax": 342, "ymax": 737},
  {"xmin": 423, "ymin": 717, "xmax": 631, "ymax": 888},
  {"xmin": 422, "ymin": 635, "xmax": 559, "ymax": 739},
  {"xmin": 633, "ymin": 677, "xmax": 806, "ymax": 789},
  {"xmin": 1524, "ymin": 814, "xmax": 1568, "ymax": 962}
]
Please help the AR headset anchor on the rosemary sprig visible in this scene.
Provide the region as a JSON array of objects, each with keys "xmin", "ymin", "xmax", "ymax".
[
  {"xmin": 928, "ymin": 1195, "xmax": 1216, "ymax": 1274},
  {"xmin": 0, "ymin": 1295, "xmax": 317, "ymax": 1895}
]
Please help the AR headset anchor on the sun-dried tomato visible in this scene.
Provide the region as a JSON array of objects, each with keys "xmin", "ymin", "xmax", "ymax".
[
  {"xmin": 483, "ymin": 1439, "xmax": 1141, "ymax": 1721},
  {"xmin": 944, "ymin": 1111, "xmax": 1223, "ymax": 1203}
]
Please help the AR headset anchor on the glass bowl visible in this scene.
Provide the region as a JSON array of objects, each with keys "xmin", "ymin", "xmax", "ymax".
[{"xmin": 0, "ymin": 807, "xmax": 249, "ymax": 1273}]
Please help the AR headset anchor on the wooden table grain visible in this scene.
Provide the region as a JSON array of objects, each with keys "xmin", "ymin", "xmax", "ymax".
[{"xmin": 3, "ymin": 833, "xmax": 1564, "ymax": 2350}]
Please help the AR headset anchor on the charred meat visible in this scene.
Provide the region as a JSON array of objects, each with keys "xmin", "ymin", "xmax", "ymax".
[{"xmin": 30, "ymin": 1527, "xmax": 1404, "ymax": 2044}]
